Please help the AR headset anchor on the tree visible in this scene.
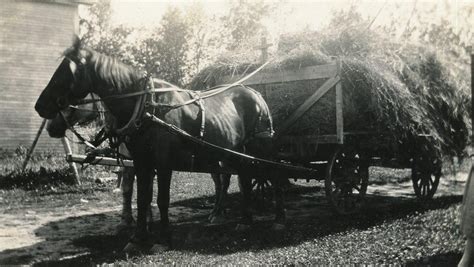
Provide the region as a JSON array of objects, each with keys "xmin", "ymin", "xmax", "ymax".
[
  {"xmin": 154, "ymin": 7, "xmax": 191, "ymax": 86},
  {"xmin": 220, "ymin": 0, "xmax": 273, "ymax": 50},
  {"xmin": 184, "ymin": 3, "xmax": 227, "ymax": 79},
  {"xmin": 79, "ymin": 0, "xmax": 132, "ymax": 61}
]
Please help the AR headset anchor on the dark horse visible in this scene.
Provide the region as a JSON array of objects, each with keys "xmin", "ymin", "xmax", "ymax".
[
  {"xmin": 46, "ymin": 95, "xmax": 234, "ymax": 229},
  {"xmin": 35, "ymin": 37, "xmax": 285, "ymax": 252}
]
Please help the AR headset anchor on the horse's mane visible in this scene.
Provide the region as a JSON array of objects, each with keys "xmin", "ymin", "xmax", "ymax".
[
  {"xmin": 64, "ymin": 45, "xmax": 143, "ymax": 94},
  {"xmin": 89, "ymin": 50, "xmax": 143, "ymax": 93}
]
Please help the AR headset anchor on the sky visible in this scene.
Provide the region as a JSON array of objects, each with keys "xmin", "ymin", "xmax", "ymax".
[
  {"xmin": 98, "ymin": 0, "xmax": 473, "ymax": 45},
  {"xmin": 109, "ymin": 0, "xmax": 412, "ymax": 30},
  {"xmin": 108, "ymin": 0, "xmax": 471, "ymax": 27}
]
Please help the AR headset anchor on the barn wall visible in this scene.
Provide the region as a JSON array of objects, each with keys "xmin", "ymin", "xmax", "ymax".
[{"xmin": 0, "ymin": 1, "xmax": 79, "ymax": 153}]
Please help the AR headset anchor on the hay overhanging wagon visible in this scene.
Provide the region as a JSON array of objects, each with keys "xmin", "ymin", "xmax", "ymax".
[{"xmin": 216, "ymin": 58, "xmax": 442, "ymax": 214}]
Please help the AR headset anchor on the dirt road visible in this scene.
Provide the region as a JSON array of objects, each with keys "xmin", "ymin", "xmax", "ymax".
[{"xmin": 0, "ymin": 170, "xmax": 468, "ymax": 265}]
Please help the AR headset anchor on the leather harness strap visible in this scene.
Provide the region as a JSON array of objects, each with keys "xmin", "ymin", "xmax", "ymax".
[{"xmin": 144, "ymin": 78, "xmax": 207, "ymax": 138}]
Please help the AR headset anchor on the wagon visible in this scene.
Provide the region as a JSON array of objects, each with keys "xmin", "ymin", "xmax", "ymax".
[
  {"xmin": 65, "ymin": 58, "xmax": 443, "ymax": 215},
  {"xmin": 215, "ymin": 58, "xmax": 443, "ymax": 214}
]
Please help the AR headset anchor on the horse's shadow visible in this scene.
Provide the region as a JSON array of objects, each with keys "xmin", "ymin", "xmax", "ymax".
[{"xmin": 0, "ymin": 185, "xmax": 463, "ymax": 266}]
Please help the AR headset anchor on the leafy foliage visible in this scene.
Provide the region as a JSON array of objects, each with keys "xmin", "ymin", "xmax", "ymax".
[
  {"xmin": 80, "ymin": 1, "xmax": 191, "ymax": 86},
  {"xmin": 78, "ymin": 0, "xmax": 274, "ymax": 85},
  {"xmin": 220, "ymin": 0, "xmax": 273, "ymax": 50},
  {"xmin": 155, "ymin": 7, "xmax": 190, "ymax": 86}
]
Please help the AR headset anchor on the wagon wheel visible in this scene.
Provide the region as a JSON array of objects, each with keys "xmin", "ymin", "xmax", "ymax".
[
  {"xmin": 411, "ymin": 155, "xmax": 441, "ymax": 199},
  {"xmin": 325, "ymin": 146, "xmax": 369, "ymax": 215}
]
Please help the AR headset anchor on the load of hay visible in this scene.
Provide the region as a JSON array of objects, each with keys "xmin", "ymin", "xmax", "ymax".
[{"xmin": 188, "ymin": 20, "xmax": 470, "ymax": 160}]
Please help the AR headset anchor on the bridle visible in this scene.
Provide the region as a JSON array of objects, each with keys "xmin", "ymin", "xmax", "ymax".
[{"xmin": 59, "ymin": 94, "xmax": 104, "ymax": 149}]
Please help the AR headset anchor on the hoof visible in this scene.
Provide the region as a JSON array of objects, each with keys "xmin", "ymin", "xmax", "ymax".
[
  {"xmin": 123, "ymin": 242, "xmax": 146, "ymax": 253},
  {"xmin": 271, "ymin": 223, "xmax": 286, "ymax": 231},
  {"xmin": 208, "ymin": 213, "xmax": 215, "ymax": 222},
  {"xmin": 150, "ymin": 243, "xmax": 169, "ymax": 254},
  {"xmin": 209, "ymin": 215, "xmax": 227, "ymax": 225},
  {"xmin": 208, "ymin": 209, "xmax": 217, "ymax": 221},
  {"xmin": 235, "ymin": 224, "xmax": 251, "ymax": 232},
  {"xmin": 115, "ymin": 220, "xmax": 136, "ymax": 235}
]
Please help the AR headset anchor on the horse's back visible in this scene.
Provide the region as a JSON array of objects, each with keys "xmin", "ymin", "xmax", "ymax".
[{"xmin": 149, "ymin": 85, "xmax": 274, "ymax": 156}]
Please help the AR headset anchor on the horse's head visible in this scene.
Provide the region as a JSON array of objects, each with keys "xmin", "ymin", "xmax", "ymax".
[
  {"xmin": 46, "ymin": 97, "xmax": 100, "ymax": 138},
  {"xmin": 35, "ymin": 36, "xmax": 94, "ymax": 119}
]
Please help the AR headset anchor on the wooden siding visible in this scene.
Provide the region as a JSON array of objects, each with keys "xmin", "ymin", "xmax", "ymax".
[{"xmin": 0, "ymin": 1, "xmax": 78, "ymax": 152}]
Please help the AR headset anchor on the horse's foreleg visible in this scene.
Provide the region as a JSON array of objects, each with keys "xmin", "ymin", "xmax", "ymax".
[
  {"xmin": 156, "ymin": 169, "xmax": 172, "ymax": 248},
  {"xmin": 235, "ymin": 174, "xmax": 253, "ymax": 231},
  {"xmin": 124, "ymin": 162, "xmax": 154, "ymax": 252},
  {"xmin": 270, "ymin": 175, "xmax": 286, "ymax": 231},
  {"xmin": 122, "ymin": 168, "xmax": 135, "ymax": 222}
]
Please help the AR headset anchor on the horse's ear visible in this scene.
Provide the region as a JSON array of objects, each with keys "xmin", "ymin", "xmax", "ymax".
[
  {"xmin": 72, "ymin": 35, "xmax": 82, "ymax": 52},
  {"xmin": 69, "ymin": 59, "xmax": 77, "ymax": 76}
]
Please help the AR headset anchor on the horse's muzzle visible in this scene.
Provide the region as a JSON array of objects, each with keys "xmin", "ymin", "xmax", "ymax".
[
  {"xmin": 46, "ymin": 120, "xmax": 66, "ymax": 138},
  {"xmin": 35, "ymin": 102, "xmax": 57, "ymax": 119}
]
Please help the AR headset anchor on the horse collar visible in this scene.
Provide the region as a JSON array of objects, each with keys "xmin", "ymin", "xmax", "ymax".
[{"xmin": 112, "ymin": 75, "xmax": 150, "ymax": 137}]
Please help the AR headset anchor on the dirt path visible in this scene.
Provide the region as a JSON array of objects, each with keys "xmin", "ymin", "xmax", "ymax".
[{"xmin": 0, "ymin": 170, "xmax": 468, "ymax": 265}]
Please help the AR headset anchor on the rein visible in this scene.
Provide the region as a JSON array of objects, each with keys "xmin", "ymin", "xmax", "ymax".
[
  {"xmin": 60, "ymin": 109, "xmax": 96, "ymax": 149},
  {"xmin": 59, "ymin": 93, "xmax": 108, "ymax": 150}
]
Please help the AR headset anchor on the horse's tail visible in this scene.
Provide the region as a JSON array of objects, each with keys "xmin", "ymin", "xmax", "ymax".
[
  {"xmin": 246, "ymin": 86, "xmax": 274, "ymax": 139},
  {"xmin": 242, "ymin": 86, "xmax": 275, "ymax": 158}
]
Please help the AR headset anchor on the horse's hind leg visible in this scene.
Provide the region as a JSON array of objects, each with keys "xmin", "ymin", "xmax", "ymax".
[
  {"xmin": 235, "ymin": 174, "xmax": 253, "ymax": 231},
  {"xmin": 220, "ymin": 173, "xmax": 231, "ymax": 213},
  {"xmin": 209, "ymin": 173, "xmax": 231, "ymax": 224},
  {"xmin": 209, "ymin": 173, "xmax": 221, "ymax": 221},
  {"xmin": 270, "ymin": 174, "xmax": 286, "ymax": 231}
]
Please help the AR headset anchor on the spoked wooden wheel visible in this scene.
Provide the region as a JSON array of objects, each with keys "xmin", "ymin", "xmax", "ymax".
[
  {"xmin": 411, "ymin": 156, "xmax": 441, "ymax": 199},
  {"xmin": 325, "ymin": 146, "xmax": 369, "ymax": 215}
]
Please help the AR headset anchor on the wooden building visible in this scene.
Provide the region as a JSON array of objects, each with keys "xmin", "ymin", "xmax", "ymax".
[{"xmin": 0, "ymin": 0, "xmax": 93, "ymax": 152}]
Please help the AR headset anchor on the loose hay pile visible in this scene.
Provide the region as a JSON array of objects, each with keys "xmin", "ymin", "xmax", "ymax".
[{"xmin": 189, "ymin": 24, "xmax": 470, "ymax": 160}]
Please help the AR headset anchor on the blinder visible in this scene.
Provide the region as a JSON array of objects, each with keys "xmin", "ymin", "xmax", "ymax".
[
  {"xmin": 52, "ymin": 56, "xmax": 87, "ymax": 112},
  {"xmin": 63, "ymin": 55, "xmax": 90, "ymax": 102}
]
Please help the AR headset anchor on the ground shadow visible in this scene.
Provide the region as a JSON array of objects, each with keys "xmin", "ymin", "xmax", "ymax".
[
  {"xmin": 405, "ymin": 251, "xmax": 462, "ymax": 267},
  {"xmin": 0, "ymin": 184, "xmax": 463, "ymax": 266}
]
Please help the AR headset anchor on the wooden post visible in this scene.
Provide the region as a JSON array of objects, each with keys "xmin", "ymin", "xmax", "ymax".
[
  {"xmin": 62, "ymin": 137, "xmax": 81, "ymax": 185},
  {"xmin": 22, "ymin": 118, "xmax": 47, "ymax": 171},
  {"xmin": 257, "ymin": 36, "xmax": 272, "ymax": 63},
  {"xmin": 335, "ymin": 58, "xmax": 343, "ymax": 144},
  {"xmin": 470, "ymin": 46, "xmax": 473, "ymax": 145}
]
